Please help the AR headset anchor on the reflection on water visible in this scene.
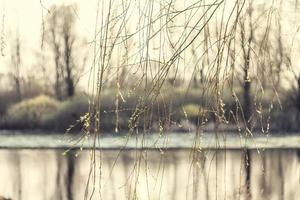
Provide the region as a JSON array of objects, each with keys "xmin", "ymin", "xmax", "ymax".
[{"xmin": 0, "ymin": 149, "xmax": 299, "ymax": 200}]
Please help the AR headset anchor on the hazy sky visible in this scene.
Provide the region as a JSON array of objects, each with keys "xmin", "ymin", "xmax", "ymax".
[
  {"xmin": 1, "ymin": 0, "xmax": 98, "ymax": 40},
  {"xmin": 1, "ymin": 0, "xmax": 300, "ymax": 90},
  {"xmin": 0, "ymin": 0, "xmax": 98, "ymax": 73}
]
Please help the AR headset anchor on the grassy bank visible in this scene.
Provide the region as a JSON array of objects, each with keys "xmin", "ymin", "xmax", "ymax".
[{"xmin": 0, "ymin": 86, "xmax": 299, "ymax": 134}]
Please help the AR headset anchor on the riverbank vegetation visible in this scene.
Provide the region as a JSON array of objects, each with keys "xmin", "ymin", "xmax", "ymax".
[
  {"xmin": 0, "ymin": 83, "xmax": 299, "ymax": 133},
  {"xmin": 0, "ymin": 1, "xmax": 300, "ymax": 135}
]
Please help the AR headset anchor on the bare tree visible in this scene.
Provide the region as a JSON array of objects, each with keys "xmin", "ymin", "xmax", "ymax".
[
  {"xmin": 239, "ymin": 2, "xmax": 255, "ymax": 199},
  {"xmin": 61, "ymin": 6, "xmax": 76, "ymax": 97},
  {"xmin": 288, "ymin": 61, "xmax": 300, "ymax": 118},
  {"xmin": 46, "ymin": 4, "xmax": 84, "ymax": 99},
  {"xmin": 240, "ymin": 5, "xmax": 254, "ymax": 127},
  {"xmin": 10, "ymin": 33, "xmax": 22, "ymax": 101},
  {"xmin": 46, "ymin": 9, "xmax": 63, "ymax": 100}
]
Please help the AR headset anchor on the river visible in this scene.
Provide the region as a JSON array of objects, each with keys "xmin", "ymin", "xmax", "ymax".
[{"xmin": 0, "ymin": 132, "xmax": 299, "ymax": 200}]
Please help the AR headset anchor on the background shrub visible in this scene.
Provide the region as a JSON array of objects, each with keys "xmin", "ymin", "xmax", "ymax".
[
  {"xmin": 5, "ymin": 95, "xmax": 60, "ymax": 129},
  {"xmin": 42, "ymin": 95, "xmax": 89, "ymax": 131}
]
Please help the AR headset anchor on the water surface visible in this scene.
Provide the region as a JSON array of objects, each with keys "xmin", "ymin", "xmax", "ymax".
[{"xmin": 0, "ymin": 132, "xmax": 299, "ymax": 200}]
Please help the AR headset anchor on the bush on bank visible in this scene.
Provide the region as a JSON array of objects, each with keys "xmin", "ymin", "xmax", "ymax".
[
  {"xmin": 0, "ymin": 86, "xmax": 300, "ymax": 133},
  {"xmin": 4, "ymin": 95, "xmax": 60, "ymax": 129}
]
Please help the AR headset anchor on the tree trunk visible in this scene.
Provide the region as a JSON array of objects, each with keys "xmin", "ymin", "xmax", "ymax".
[
  {"xmin": 243, "ymin": 70, "xmax": 252, "ymax": 200},
  {"xmin": 243, "ymin": 80, "xmax": 251, "ymax": 125},
  {"xmin": 297, "ymin": 77, "xmax": 300, "ymax": 112},
  {"xmin": 55, "ymin": 63, "xmax": 62, "ymax": 100},
  {"xmin": 66, "ymin": 75, "xmax": 74, "ymax": 97},
  {"xmin": 240, "ymin": 4, "xmax": 253, "ymax": 199},
  {"xmin": 14, "ymin": 77, "xmax": 22, "ymax": 101},
  {"xmin": 64, "ymin": 33, "xmax": 75, "ymax": 98}
]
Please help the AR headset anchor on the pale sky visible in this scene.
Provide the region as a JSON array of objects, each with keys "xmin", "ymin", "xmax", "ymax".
[
  {"xmin": 0, "ymin": 0, "xmax": 98, "ymax": 71},
  {"xmin": 0, "ymin": 0, "xmax": 300, "ymax": 91},
  {"xmin": 0, "ymin": 0, "xmax": 103, "ymax": 92}
]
